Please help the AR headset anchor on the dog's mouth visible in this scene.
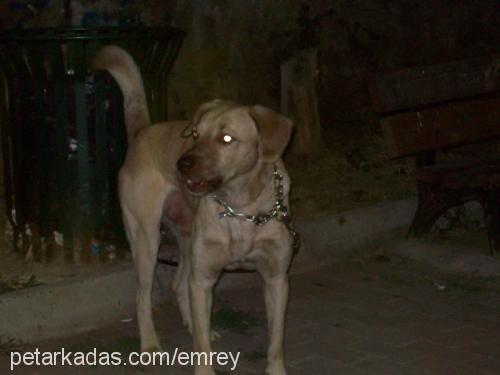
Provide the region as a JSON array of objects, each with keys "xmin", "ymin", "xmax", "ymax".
[{"xmin": 179, "ymin": 174, "xmax": 221, "ymax": 196}]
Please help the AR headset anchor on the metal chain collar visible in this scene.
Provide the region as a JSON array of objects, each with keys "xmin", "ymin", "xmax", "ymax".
[{"xmin": 210, "ymin": 165, "xmax": 300, "ymax": 254}]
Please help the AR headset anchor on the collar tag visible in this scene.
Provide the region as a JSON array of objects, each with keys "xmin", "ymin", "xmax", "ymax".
[{"xmin": 181, "ymin": 123, "xmax": 199, "ymax": 139}]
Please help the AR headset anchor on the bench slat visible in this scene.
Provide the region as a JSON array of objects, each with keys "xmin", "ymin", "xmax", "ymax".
[
  {"xmin": 368, "ymin": 55, "xmax": 500, "ymax": 113},
  {"xmin": 416, "ymin": 159, "xmax": 500, "ymax": 189},
  {"xmin": 381, "ymin": 96, "xmax": 500, "ymax": 159}
]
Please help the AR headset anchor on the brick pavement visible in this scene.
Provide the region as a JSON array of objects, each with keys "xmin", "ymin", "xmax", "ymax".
[{"xmin": 1, "ymin": 250, "xmax": 499, "ymax": 374}]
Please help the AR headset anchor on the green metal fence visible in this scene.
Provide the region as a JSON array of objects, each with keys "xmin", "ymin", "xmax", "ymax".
[{"xmin": 0, "ymin": 27, "xmax": 185, "ymax": 263}]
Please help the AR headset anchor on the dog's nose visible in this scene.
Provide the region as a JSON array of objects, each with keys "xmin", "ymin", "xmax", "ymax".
[{"xmin": 177, "ymin": 155, "xmax": 195, "ymax": 174}]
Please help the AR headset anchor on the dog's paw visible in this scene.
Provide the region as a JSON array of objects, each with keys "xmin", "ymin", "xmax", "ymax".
[
  {"xmin": 185, "ymin": 322, "xmax": 193, "ymax": 336},
  {"xmin": 266, "ymin": 361, "xmax": 287, "ymax": 375},
  {"xmin": 140, "ymin": 339, "xmax": 163, "ymax": 354},
  {"xmin": 141, "ymin": 345, "xmax": 163, "ymax": 353},
  {"xmin": 210, "ymin": 329, "xmax": 221, "ymax": 341},
  {"xmin": 194, "ymin": 366, "xmax": 216, "ymax": 375},
  {"xmin": 183, "ymin": 317, "xmax": 192, "ymax": 330}
]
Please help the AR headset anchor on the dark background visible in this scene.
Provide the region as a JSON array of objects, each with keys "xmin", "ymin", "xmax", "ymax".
[{"xmin": 1, "ymin": 0, "xmax": 498, "ymax": 124}]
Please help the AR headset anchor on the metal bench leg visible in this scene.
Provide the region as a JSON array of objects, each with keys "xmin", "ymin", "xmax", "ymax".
[{"xmin": 407, "ymin": 182, "xmax": 463, "ymax": 238}]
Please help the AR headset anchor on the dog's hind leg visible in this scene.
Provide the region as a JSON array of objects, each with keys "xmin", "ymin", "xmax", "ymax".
[
  {"xmin": 163, "ymin": 191, "xmax": 193, "ymax": 334},
  {"xmin": 173, "ymin": 235, "xmax": 192, "ymax": 332},
  {"xmin": 121, "ymin": 178, "xmax": 170, "ymax": 353},
  {"xmin": 133, "ymin": 226, "xmax": 162, "ymax": 352}
]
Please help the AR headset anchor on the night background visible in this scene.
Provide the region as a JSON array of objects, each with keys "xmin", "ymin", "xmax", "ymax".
[{"xmin": 0, "ymin": 1, "xmax": 499, "ymax": 374}]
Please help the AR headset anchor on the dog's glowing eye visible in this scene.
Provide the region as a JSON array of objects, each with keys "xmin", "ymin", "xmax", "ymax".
[{"xmin": 223, "ymin": 134, "xmax": 232, "ymax": 143}]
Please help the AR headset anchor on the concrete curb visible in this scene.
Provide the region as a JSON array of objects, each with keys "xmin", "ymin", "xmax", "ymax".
[
  {"xmin": 0, "ymin": 198, "xmax": 417, "ymax": 343},
  {"xmin": 292, "ymin": 197, "xmax": 417, "ymax": 272},
  {"xmin": 0, "ymin": 266, "xmax": 136, "ymax": 343}
]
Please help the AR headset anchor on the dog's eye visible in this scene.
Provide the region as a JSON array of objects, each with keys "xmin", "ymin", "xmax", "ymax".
[{"xmin": 221, "ymin": 134, "xmax": 234, "ymax": 144}]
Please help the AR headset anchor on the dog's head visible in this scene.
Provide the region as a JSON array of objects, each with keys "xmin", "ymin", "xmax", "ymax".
[{"xmin": 177, "ymin": 100, "xmax": 293, "ymax": 196}]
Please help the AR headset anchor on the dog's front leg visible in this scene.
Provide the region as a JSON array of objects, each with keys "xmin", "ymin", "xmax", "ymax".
[
  {"xmin": 189, "ymin": 269, "xmax": 220, "ymax": 375},
  {"xmin": 262, "ymin": 274, "xmax": 289, "ymax": 375}
]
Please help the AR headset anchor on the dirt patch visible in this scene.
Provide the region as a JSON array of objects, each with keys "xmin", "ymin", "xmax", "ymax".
[{"xmin": 286, "ymin": 122, "xmax": 415, "ymax": 219}]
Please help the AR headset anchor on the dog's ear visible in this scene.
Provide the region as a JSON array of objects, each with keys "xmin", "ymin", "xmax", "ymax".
[{"xmin": 249, "ymin": 105, "xmax": 293, "ymax": 162}]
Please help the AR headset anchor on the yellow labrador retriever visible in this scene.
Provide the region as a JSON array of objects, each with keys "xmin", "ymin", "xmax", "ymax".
[{"xmin": 93, "ymin": 46, "xmax": 297, "ymax": 375}]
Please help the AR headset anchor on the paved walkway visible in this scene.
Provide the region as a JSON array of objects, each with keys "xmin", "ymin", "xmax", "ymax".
[{"xmin": 1, "ymin": 250, "xmax": 499, "ymax": 374}]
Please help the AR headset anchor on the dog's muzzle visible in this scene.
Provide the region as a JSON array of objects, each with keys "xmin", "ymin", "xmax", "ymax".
[{"xmin": 177, "ymin": 154, "xmax": 221, "ymax": 195}]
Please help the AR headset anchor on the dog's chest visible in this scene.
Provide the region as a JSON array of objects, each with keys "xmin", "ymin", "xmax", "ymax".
[{"xmin": 225, "ymin": 220, "xmax": 257, "ymax": 261}]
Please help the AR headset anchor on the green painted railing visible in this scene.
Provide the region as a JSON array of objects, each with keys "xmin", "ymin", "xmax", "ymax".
[{"xmin": 0, "ymin": 27, "xmax": 185, "ymax": 263}]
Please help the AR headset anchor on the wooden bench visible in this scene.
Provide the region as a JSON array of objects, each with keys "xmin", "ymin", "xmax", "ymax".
[{"xmin": 367, "ymin": 54, "xmax": 500, "ymax": 254}]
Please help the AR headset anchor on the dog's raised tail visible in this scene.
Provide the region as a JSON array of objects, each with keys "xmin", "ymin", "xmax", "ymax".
[{"xmin": 92, "ymin": 45, "xmax": 150, "ymax": 143}]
